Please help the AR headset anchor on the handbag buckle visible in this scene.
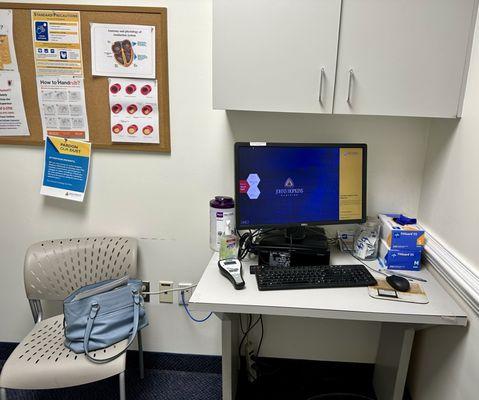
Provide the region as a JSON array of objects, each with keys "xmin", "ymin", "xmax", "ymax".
[
  {"xmin": 132, "ymin": 289, "xmax": 141, "ymax": 305},
  {"xmin": 89, "ymin": 302, "xmax": 100, "ymax": 318}
]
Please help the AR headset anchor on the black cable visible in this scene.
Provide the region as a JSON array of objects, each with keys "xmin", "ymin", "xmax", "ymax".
[
  {"xmin": 256, "ymin": 315, "xmax": 264, "ymax": 356},
  {"xmin": 239, "ymin": 313, "xmax": 252, "ymax": 334},
  {"xmin": 238, "ymin": 314, "xmax": 261, "ymax": 357}
]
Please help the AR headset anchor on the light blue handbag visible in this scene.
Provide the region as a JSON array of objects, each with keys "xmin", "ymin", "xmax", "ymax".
[{"xmin": 63, "ymin": 277, "xmax": 148, "ymax": 363}]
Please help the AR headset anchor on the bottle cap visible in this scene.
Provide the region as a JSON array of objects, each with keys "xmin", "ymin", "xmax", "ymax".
[{"xmin": 210, "ymin": 196, "xmax": 235, "ymax": 209}]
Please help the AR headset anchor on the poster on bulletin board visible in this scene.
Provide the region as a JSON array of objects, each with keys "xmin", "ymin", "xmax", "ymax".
[
  {"xmin": 91, "ymin": 23, "xmax": 156, "ymax": 79},
  {"xmin": 31, "ymin": 10, "xmax": 83, "ymax": 77},
  {"xmin": 36, "ymin": 76, "xmax": 89, "ymax": 140},
  {"xmin": 0, "ymin": 9, "xmax": 19, "ymax": 72},
  {"xmin": 41, "ymin": 136, "xmax": 91, "ymax": 202},
  {"xmin": 109, "ymin": 77, "xmax": 159, "ymax": 143}
]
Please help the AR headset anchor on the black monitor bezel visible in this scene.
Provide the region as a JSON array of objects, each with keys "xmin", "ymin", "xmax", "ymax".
[{"xmin": 234, "ymin": 142, "xmax": 367, "ymax": 230}]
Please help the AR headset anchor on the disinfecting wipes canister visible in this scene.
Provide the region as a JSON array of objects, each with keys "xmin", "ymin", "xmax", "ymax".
[{"xmin": 210, "ymin": 196, "xmax": 235, "ymax": 251}]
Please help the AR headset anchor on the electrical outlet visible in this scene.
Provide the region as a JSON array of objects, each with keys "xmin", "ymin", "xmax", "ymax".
[
  {"xmin": 141, "ymin": 281, "xmax": 150, "ymax": 302},
  {"xmin": 159, "ymin": 281, "xmax": 173, "ymax": 303},
  {"xmin": 178, "ymin": 282, "xmax": 193, "ymax": 305}
]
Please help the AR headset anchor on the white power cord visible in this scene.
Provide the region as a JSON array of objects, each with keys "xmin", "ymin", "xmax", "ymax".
[{"xmin": 142, "ymin": 284, "xmax": 197, "ymax": 296}]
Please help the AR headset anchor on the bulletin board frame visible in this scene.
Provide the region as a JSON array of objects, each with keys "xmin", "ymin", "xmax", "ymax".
[{"xmin": 0, "ymin": 3, "xmax": 171, "ymax": 153}]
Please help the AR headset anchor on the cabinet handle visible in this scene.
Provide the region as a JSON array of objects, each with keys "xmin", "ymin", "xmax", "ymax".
[
  {"xmin": 318, "ymin": 67, "xmax": 325, "ymax": 104},
  {"xmin": 347, "ymin": 69, "xmax": 354, "ymax": 105}
]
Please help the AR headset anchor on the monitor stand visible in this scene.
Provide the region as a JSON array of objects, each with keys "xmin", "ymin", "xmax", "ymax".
[{"xmin": 256, "ymin": 226, "xmax": 330, "ymax": 267}]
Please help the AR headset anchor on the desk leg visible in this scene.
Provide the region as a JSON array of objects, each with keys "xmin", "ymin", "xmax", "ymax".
[
  {"xmin": 215, "ymin": 312, "xmax": 239, "ymax": 400},
  {"xmin": 373, "ymin": 323, "xmax": 415, "ymax": 400}
]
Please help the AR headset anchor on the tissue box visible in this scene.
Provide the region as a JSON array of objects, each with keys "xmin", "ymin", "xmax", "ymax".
[
  {"xmin": 379, "ymin": 214, "xmax": 425, "ymax": 250},
  {"xmin": 379, "ymin": 239, "xmax": 422, "ymax": 271}
]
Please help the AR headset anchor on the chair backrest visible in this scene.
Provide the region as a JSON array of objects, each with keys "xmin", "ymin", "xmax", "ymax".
[{"xmin": 24, "ymin": 237, "xmax": 138, "ymax": 301}]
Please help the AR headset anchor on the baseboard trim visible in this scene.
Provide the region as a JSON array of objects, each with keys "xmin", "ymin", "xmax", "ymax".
[{"xmin": 422, "ymin": 226, "xmax": 479, "ymax": 315}]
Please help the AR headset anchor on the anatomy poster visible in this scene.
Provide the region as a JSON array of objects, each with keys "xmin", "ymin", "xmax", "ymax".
[
  {"xmin": 36, "ymin": 76, "xmax": 89, "ymax": 140},
  {"xmin": 91, "ymin": 23, "xmax": 155, "ymax": 79},
  {"xmin": 31, "ymin": 10, "xmax": 83, "ymax": 77},
  {"xmin": 108, "ymin": 78, "xmax": 159, "ymax": 144}
]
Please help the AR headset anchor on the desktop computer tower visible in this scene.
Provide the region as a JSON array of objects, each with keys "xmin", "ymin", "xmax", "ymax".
[{"xmin": 256, "ymin": 229, "xmax": 330, "ymax": 267}]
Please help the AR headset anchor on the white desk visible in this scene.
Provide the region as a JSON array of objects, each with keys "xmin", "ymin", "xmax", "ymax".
[{"xmin": 189, "ymin": 250, "xmax": 467, "ymax": 400}]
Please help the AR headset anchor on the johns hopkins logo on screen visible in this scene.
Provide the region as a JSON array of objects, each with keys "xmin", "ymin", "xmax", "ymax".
[
  {"xmin": 35, "ymin": 22, "xmax": 49, "ymax": 41},
  {"xmin": 275, "ymin": 178, "xmax": 304, "ymax": 197},
  {"xmin": 239, "ymin": 174, "xmax": 261, "ymax": 200}
]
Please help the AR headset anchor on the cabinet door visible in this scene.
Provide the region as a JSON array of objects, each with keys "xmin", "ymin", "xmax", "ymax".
[
  {"xmin": 213, "ymin": 0, "xmax": 341, "ymax": 113},
  {"xmin": 334, "ymin": 0, "xmax": 476, "ymax": 117}
]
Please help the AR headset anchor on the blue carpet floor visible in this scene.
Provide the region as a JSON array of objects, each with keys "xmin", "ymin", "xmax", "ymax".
[
  {"xmin": 0, "ymin": 343, "xmax": 222, "ymax": 400},
  {"xmin": 1, "ymin": 343, "xmax": 411, "ymax": 400}
]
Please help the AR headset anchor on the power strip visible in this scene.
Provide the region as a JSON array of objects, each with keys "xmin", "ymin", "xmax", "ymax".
[{"xmin": 245, "ymin": 339, "xmax": 257, "ymax": 383}]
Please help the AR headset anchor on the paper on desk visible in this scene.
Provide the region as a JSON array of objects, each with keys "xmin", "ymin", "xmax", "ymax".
[{"xmin": 368, "ymin": 279, "xmax": 429, "ymax": 304}]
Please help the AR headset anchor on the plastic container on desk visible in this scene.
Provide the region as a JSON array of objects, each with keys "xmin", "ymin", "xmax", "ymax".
[{"xmin": 209, "ymin": 196, "xmax": 235, "ymax": 251}]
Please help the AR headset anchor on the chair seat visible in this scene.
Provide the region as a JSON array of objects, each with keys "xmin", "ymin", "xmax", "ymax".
[{"xmin": 0, "ymin": 315, "xmax": 128, "ymax": 390}]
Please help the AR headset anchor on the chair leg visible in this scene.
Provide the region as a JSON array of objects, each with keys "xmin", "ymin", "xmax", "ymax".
[
  {"xmin": 138, "ymin": 330, "xmax": 145, "ymax": 380},
  {"xmin": 119, "ymin": 371, "xmax": 126, "ymax": 400},
  {"xmin": 0, "ymin": 387, "xmax": 7, "ymax": 400}
]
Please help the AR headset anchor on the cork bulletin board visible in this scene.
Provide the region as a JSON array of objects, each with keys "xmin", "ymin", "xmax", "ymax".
[{"xmin": 0, "ymin": 3, "xmax": 170, "ymax": 153}]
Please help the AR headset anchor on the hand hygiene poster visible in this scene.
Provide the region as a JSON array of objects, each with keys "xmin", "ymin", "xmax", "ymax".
[
  {"xmin": 91, "ymin": 23, "xmax": 155, "ymax": 78},
  {"xmin": 36, "ymin": 76, "xmax": 89, "ymax": 140},
  {"xmin": 41, "ymin": 136, "xmax": 91, "ymax": 202}
]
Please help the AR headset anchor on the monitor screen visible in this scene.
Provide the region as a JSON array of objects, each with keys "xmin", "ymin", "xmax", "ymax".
[{"xmin": 235, "ymin": 143, "xmax": 367, "ymax": 229}]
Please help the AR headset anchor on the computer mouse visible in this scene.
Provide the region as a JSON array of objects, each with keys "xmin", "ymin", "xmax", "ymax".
[{"xmin": 386, "ymin": 275, "xmax": 410, "ymax": 292}]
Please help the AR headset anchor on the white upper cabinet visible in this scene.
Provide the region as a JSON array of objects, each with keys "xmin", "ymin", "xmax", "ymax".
[
  {"xmin": 213, "ymin": 0, "xmax": 477, "ymax": 118},
  {"xmin": 334, "ymin": 0, "xmax": 476, "ymax": 117},
  {"xmin": 213, "ymin": 0, "xmax": 342, "ymax": 113}
]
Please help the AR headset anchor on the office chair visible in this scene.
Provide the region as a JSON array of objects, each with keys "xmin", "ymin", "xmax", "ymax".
[{"xmin": 0, "ymin": 237, "xmax": 144, "ymax": 400}]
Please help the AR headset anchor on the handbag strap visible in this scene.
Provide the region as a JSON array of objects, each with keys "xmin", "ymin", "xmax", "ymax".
[{"xmin": 83, "ymin": 290, "xmax": 141, "ymax": 364}]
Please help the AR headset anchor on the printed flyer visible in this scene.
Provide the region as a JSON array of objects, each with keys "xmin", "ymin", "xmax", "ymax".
[
  {"xmin": 109, "ymin": 77, "xmax": 159, "ymax": 144},
  {"xmin": 0, "ymin": 72, "xmax": 30, "ymax": 136},
  {"xmin": 91, "ymin": 23, "xmax": 155, "ymax": 79},
  {"xmin": 41, "ymin": 136, "xmax": 91, "ymax": 202},
  {"xmin": 0, "ymin": 9, "xmax": 19, "ymax": 72},
  {"xmin": 36, "ymin": 76, "xmax": 89, "ymax": 140},
  {"xmin": 31, "ymin": 10, "xmax": 83, "ymax": 77}
]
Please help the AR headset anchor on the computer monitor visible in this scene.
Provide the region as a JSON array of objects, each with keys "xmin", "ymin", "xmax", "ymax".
[{"xmin": 235, "ymin": 143, "xmax": 367, "ymax": 230}]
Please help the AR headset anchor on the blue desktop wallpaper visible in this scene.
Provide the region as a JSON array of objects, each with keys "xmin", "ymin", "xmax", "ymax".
[{"xmin": 237, "ymin": 146, "xmax": 340, "ymax": 227}]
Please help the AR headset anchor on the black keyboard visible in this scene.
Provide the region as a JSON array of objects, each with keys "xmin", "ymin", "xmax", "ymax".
[{"xmin": 255, "ymin": 264, "xmax": 377, "ymax": 291}]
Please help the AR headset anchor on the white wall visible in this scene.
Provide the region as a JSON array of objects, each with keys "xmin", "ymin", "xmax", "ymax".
[
  {"xmin": 408, "ymin": 9, "xmax": 479, "ymax": 400},
  {"xmin": 409, "ymin": 265, "xmax": 479, "ymax": 400},
  {"xmin": 0, "ymin": 0, "xmax": 430, "ymax": 363}
]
